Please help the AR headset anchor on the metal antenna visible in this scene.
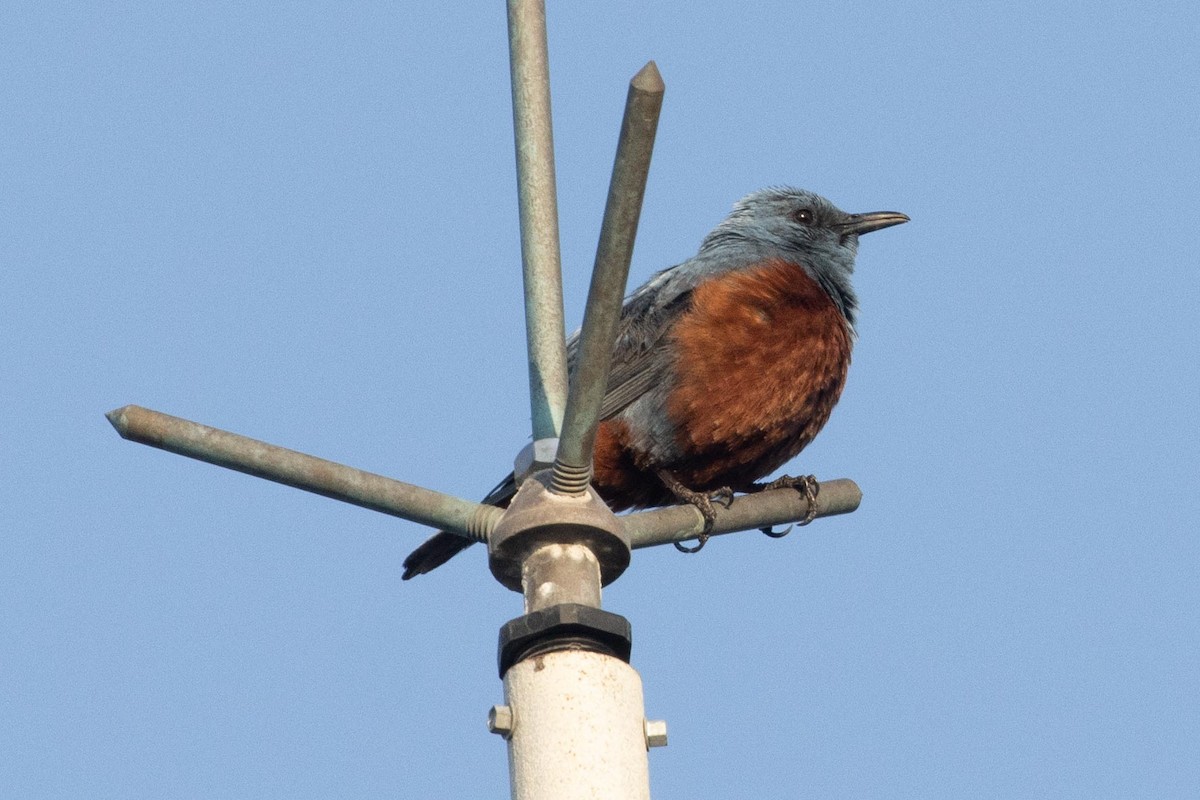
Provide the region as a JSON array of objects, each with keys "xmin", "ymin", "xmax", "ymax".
[
  {"xmin": 551, "ymin": 61, "xmax": 664, "ymax": 498},
  {"xmin": 508, "ymin": 0, "xmax": 569, "ymax": 447},
  {"xmin": 106, "ymin": 2, "xmax": 863, "ymax": 796},
  {"xmin": 486, "ymin": 40, "xmax": 662, "ymax": 796}
]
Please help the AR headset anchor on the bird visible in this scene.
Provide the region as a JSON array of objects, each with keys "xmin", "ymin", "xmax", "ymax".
[{"xmin": 402, "ymin": 187, "xmax": 907, "ymax": 579}]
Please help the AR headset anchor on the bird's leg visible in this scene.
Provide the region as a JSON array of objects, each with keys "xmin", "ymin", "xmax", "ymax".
[
  {"xmin": 655, "ymin": 469, "xmax": 733, "ymax": 553},
  {"xmin": 746, "ymin": 474, "xmax": 820, "ymax": 536}
]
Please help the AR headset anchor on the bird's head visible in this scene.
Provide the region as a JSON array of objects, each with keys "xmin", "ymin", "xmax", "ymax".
[{"xmin": 700, "ymin": 186, "xmax": 908, "ymax": 326}]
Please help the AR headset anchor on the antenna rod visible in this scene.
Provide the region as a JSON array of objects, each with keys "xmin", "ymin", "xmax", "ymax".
[
  {"xmin": 551, "ymin": 62, "xmax": 664, "ymax": 495},
  {"xmin": 106, "ymin": 405, "xmax": 857, "ymax": 547},
  {"xmin": 508, "ymin": 0, "xmax": 569, "ymax": 443},
  {"xmin": 623, "ymin": 478, "xmax": 862, "ymax": 548},
  {"xmin": 106, "ymin": 405, "xmax": 502, "ymax": 540}
]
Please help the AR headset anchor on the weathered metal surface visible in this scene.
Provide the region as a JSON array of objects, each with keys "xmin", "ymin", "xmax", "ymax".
[
  {"xmin": 508, "ymin": 0, "xmax": 569, "ymax": 442},
  {"xmin": 552, "ymin": 62, "xmax": 665, "ymax": 496},
  {"xmin": 106, "ymin": 405, "xmax": 502, "ymax": 541},
  {"xmin": 622, "ymin": 478, "xmax": 862, "ymax": 549}
]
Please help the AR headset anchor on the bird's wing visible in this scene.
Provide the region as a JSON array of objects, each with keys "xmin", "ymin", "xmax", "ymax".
[{"xmin": 567, "ymin": 265, "xmax": 698, "ymax": 421}]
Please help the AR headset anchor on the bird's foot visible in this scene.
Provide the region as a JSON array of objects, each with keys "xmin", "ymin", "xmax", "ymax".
[
  {"xmin": 656, "ymin": 469, "xmax": 733, "ymax": 554},
  {"xmin": 708, "ymin": 485, "xmax": 736, "ymax": 509},
  {"xmin": 749, "ymin": 474, "xmax": 820, "ymax": 536}
]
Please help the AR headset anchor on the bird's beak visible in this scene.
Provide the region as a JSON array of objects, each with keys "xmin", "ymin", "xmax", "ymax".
[{"xmin": 836, "ymin": 211, "xmax": 910, "ymax": 236}]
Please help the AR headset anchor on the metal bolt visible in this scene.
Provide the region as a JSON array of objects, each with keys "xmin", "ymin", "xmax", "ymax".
[
  {"xmin": 514, "ymin": 437, "xmax": 559, "ymax": 482},
  {"xmin": 644, "ymin": 718, "xmax": 668, "ymax": 748},
  {"xmin": 488, "ymin": 705, "xmax": 515, "ymax": 739}
]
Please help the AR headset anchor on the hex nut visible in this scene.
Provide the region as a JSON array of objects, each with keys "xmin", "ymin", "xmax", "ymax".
[
  {"xmin": 488, "ymin": 704, "xmax": 514, "ymax": 739},
  {"xmin": 644, "ymin": 719, "xmax": 668, "ymax": 748}
]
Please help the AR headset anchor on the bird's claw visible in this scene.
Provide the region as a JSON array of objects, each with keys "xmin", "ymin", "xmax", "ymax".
[
  {"xmin": 753, "ymin": 474, "xmax": 820, "ymax": 527},
  {"xmin": 709, "ymin": 486, "xmax": 735, "ymax": 509},
  {"xmin": 673, "ymin": 490, "xmax": 730, "ymax": 553},
  {"xmin": 657, "ymin": 470, "xmax": 733, "ymax": 554},
  {"xmin": 675, "ymin": 537, "xmax": 707, "ymax": 554},
  {"xmin": 760, "ymin": 523, "xmax": 794, "ymax": 538}
]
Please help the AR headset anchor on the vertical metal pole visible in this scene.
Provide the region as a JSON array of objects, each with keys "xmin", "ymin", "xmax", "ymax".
[
  {"xmin": 508, "ymin": 0, "xmax": 569, "ymax": 442},
  {"xmin": 501, "ymin": 9, "xmax": 661, "ymax": 800}
]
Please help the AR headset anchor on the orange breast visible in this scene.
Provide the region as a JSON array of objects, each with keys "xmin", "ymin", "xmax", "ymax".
[
  {"xmin": 590, "ymin": 258, "xmax": 853, "ymax": 509},
  {"xmin": 660, "ymin": 258, "xmax": 852, "ymax": 489}
]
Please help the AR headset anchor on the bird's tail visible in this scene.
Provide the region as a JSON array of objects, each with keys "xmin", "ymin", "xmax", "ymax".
[{"xmin": 401, "ymin": 473, "xmax": 518, "ymax": 580}]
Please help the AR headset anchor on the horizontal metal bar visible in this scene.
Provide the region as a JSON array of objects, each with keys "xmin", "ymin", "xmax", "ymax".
[
  {"xmin": 106, "ymin": 406, "xmax": 858, "ymax": 552},
  {"xmin": 621, "ymin": 479, "xmax": 862, "ymax": 549},
  {"xmin": 106, "ymin": 405, "xmax": 502, "ymax": 542}
]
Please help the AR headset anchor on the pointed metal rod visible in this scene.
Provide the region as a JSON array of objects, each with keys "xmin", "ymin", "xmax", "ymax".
[
  {"xmin": 508, "ymin": 0, "xmax": 569, "ymax": 443},
  {"xmin": 550, "ymin": 61, "xmax": 665, "ymax": 496},
  {"xmin": 105, "ymin": 405, "xmax": 503, "ymax": 541}
]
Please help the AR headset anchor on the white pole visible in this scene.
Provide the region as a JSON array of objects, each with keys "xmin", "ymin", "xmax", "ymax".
[
  {"xmin": 487, "ymin": 536, "xmax": 663, "ymax": 799},
  {"xmin": 500, "ymin": 650, "xmax": 654, "ymax": 800},
  {"xmin": 496, "ymin": 2, "xmax": 666, "ymax": 796}
]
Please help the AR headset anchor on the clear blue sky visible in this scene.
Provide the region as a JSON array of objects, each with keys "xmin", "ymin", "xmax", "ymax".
[{"xmin": 4, "ymin": 2, "xmax": 1197, "ymax": 797}]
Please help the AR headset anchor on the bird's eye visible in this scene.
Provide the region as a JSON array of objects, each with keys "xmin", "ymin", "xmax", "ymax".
[{"xmin": 793, "ymin": 208, "xmax": 815, "ymax": 225}]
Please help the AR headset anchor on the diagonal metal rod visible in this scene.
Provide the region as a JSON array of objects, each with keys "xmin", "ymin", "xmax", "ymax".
[
  {"xmin": 105, "ymin": 405, "xmax": 503, "ymax": 541},
  {"xmin": 508, "ymin": 0, "xmax": 569, "ymax": 442},
  {"xmin": 550, "ymin": 61, "xmax": 665, "ymax": 496}
]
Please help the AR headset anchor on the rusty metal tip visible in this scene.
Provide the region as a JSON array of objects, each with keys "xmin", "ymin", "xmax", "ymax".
[
  {"xmin": 105, "ymin": 406, "xmax": 131, "ymax": 436},
  {"xmin": 631, "ymin": 60, "xmax": 664, "ymax": 93}
]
